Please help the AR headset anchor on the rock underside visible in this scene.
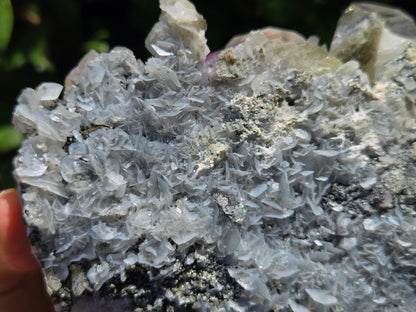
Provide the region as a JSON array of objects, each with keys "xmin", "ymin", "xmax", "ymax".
[{"xmin": 13, "ymin": 1, "xmax": 416, "ymax": 311}]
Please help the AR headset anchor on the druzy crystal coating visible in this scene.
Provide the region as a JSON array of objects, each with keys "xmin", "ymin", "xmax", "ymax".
[{"xmin": 13, "ymin": 1, "xmax": 416, "ymax": 311}]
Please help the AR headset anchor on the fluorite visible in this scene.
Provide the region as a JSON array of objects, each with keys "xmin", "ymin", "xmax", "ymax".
[{"xmin": 13, "ymin": 1, "xmax": 416, "ymax": 311}]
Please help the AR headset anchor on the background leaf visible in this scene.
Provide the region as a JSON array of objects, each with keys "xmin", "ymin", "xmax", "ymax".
[
  {"xmin": 0, "ymin": 0, "xmax": 13, "ymax": 51},
  {"xmin": 0, "ymin": 125, "xmax": 24, "ymax": 152}
]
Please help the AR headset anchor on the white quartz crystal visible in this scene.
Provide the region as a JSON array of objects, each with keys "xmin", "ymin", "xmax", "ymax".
[
  {"xmin": 37, "ymin": 82, "xmax": 63, "ymax": 101},
  {"xmin": 305, "ymin": 288, "xmax": 338, "ymax": 305}
]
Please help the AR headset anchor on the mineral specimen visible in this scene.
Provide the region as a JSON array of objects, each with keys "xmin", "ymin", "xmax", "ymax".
[{"xmin": 12, "ymin": 1, "xmax": 416, "ymax": 311}]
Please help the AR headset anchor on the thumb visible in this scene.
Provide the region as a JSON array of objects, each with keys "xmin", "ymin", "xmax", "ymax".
[
  {"xmin": 0, "ymin": 189, "xmax": 55, "ymax": 312},
  {"xmin": 0, "ymin": 189, "xmax": 40, "ymax": 273}
]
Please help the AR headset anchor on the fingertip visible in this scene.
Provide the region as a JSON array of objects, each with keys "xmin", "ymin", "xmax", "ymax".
[
  {"xmin": 0, "ymin": 189, "xmax": 17, "ymax": 235},
  {"xmin": 0, "ymin": 189, "xmax": 40, "ymax": 272}
]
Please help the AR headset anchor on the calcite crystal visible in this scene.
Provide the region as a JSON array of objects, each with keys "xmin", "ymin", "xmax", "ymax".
[{"xmin": 13, "ymin": 1, "xmax": 416, "ymax": 311}]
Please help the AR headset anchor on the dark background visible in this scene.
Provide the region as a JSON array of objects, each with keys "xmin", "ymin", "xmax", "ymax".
[{"xmin": 0, "ymin": 0, "xmax": 415, "ymax": 189}]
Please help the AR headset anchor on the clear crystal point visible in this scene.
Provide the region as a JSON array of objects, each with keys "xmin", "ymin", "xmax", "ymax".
[
  {"xmin": 330, "ymin": 2, "xmax": 416, "ymax": 82},
  {"xmin": 342, "ymin": 3, "xmax": 416, "ymax": 39}
]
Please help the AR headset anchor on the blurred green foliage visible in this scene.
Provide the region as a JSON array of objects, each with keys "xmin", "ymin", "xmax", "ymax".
[
  {"xmin": 0, "ymin": 125, "xmax": 24, "ymax": 152},
  {"xmin": 0, "ymin": 0, "xmax": 13, "ymax": 51},
  {"xmin": 0, "ymin": 0, "xmax": 415, "ymax": 189}
]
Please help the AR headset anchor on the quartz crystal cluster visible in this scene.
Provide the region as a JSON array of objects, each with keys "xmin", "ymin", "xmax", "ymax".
[{"xmin": 13, "ymin": 1, "xmax": 416, "ymax": 311}]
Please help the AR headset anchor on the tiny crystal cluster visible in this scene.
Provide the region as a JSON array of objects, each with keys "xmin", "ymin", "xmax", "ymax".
[{"xmin": 13, "ymin": 1, "xmax": 416, "ymax": 311}]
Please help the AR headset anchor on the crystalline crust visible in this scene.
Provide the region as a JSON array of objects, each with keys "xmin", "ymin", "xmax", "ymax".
[{"xmin": 12, "ymin": 1, "xmax": 416, "ymax": 311}]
